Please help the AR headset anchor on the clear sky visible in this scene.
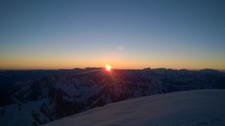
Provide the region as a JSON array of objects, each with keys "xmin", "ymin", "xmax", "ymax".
[{"xmin": 0, "ymin": 0, "xmax": 225, "ymax": 70}]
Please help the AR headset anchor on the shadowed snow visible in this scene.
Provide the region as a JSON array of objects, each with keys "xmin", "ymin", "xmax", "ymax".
[{"xmin": 43, "ymin": 89, "xmax": 225, "ymax": 126}]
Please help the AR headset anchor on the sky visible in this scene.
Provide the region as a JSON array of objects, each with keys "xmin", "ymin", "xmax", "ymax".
[{"xmin": 0, "ymin": 0, "xmax": 225, "ymax": 70}]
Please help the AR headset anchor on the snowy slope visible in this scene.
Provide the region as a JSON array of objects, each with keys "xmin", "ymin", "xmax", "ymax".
[
  {"xmin": 43, "ymin": 89, "xmax": 225, "ymax": 126},
  {"xmin": 1, "ymin": 68, "xmax": 225, "ymax": 125},
  {"xmin": 0, "ymin": 99, "xmax": 51, "ymax": 126}
]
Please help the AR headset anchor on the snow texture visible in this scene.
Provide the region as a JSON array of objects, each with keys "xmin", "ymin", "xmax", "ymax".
[{"xmin": 43, "ymin": 89, "xmax": 225, "ymax": 126}]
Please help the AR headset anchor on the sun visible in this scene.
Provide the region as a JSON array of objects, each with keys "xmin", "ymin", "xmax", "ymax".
[{"xmin": 105, "ymin": 65, "xmax": 111, "ymax": 71}]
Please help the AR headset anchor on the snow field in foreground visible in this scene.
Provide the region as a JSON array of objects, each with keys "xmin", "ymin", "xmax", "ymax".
[{"xmin": 43, "ymin": 89, "xmax": 225, "ymax": 126}]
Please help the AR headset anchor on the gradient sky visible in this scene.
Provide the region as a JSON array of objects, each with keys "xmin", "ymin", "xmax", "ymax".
[{"xmin": 0, "ymin": 0, "xmax": 225, "ymax": 70}]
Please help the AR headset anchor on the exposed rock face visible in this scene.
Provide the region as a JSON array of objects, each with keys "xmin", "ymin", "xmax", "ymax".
[{"xmin": 0, "ymin": 68, "xmax": 225, "ymax": 125}]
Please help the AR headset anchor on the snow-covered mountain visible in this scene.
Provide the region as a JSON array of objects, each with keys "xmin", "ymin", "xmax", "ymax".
[
  {"xmin": 43, "ymin": 89, "xmax": 225, "ymax": 126},
  {"xmin": 0, "ymin": 68, "xmax": 225, "ymax": 126}
]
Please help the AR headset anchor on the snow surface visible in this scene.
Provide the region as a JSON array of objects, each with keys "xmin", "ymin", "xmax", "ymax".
[
  {"xmin": 0, "ymin": 99, "xmax": 50, "ymax": 126},
  {"xmin": 43, "ymin": 89, "xmax": 225, "ymax": 126}
]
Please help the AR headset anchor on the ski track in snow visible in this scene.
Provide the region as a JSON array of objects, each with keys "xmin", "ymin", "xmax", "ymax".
[{"xmin": 43, "ymin": 89, "xmax": 225, "ymax": 126}]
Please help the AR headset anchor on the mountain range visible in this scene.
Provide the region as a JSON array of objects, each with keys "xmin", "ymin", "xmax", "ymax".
[{"xmin": 0, "ymin": 68, "xmax": 225, "ymax": 126}]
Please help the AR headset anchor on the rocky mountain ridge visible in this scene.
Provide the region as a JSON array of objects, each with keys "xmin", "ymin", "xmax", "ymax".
[{"xmin": 0, "ymin": 68, "xmax": 225, "ymax": 126}]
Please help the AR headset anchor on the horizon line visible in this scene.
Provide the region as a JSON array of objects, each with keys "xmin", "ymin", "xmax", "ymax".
[{"xmin": 0, "ymin": 67, "xmax": 225, "ymax": 72}]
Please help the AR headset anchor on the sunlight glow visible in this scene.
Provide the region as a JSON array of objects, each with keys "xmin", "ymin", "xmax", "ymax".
[{"xmin": 106, "ymin": 65, "xmax": 111, "ymax": 71}]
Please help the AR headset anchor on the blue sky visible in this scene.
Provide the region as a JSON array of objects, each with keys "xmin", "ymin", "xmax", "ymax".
[{"xmin": 0, "ymin": 0, "xmax": 225, "ymax": 69}]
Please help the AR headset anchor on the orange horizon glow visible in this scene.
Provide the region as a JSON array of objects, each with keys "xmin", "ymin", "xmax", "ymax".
[
  {"xmin": 0, "ymin": 58, "xmax": 225, "ymax": 71},
  {"xmin": 0, "ymin": 63, "xmax": 225, "ymax": 71},
  {"xmin": 1, "ymin": 1, "xmax": 225, "ymax": 72}
]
